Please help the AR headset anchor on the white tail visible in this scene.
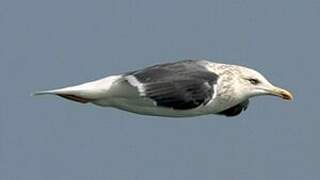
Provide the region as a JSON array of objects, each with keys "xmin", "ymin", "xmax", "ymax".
[
  {"xmin": 33, "ymin": 75, "xmax": 122, "ymax": 104},
  {"xmin": 33, "ymin": 86, "xmax": 95, "ymax": 103}
]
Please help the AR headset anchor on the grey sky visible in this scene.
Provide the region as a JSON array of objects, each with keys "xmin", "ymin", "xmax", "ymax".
[{"xmin": 1, "ymin": 0, "xmax": 319, "ymax": 179}]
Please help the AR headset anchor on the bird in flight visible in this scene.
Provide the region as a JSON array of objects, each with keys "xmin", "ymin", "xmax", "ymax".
[{"xmin": 34, "ymin": 59, "xmax": 293, "ymax": 117}]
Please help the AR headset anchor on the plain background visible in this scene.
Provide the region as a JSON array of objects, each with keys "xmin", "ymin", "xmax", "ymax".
[{"xmin": 1, "ymin": 0, "xmax": 319, "ymax": 179}]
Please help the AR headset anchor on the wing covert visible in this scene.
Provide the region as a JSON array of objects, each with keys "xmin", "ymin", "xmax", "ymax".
[
  {"xmin": 143, "ymin": 79, "xmax": 215, "ymax": 110},
  {"xmin": 125, "ymin": 60, "xmax": 219, "ymax": 110}
]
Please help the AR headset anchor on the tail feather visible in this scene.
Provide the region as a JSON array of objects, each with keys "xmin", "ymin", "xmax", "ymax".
[
  {"xmin": 56, "ymin": 94, "xmax": 91, "ymax": 103},
  {"xmin": 32, "ymin": 87, "xmax": 94, "ymax": 104},
  {"xmin": 32, "ymin": 90, "xmax": 62, "ymax": 96},
  {"xmin": 33, "ymin": 75, "xmax": 122, "ymax": 104}
]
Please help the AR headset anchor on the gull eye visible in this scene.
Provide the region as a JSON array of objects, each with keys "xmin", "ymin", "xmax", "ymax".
[{"xmin": 248, "ymin": 78, "xmax": 260, "ymax": 85}]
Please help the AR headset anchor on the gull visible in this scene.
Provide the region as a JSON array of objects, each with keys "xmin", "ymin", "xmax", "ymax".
[{"xmin": 34, "ymin": 59, "xmax": 293, "ymax": 117}]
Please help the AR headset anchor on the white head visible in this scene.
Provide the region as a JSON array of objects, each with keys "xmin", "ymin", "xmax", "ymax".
[{"xmin": 213, "ymin": 63, "xmax": 293, "ymax": 101}]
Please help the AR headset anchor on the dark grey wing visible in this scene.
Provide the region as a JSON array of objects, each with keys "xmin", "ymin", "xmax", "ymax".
[
  {"xmin": 144, "ymin": 79, "xmax": 214, "ymax": 110},
  {"xmin": 217, "ymin": 100, "xmax": 250, "ymax": 117},
  {"xmin": 128, "ymin": 60, "xmax": 216, "ymax": 83},
  {"xmin": 126, "ymin": 60, "xmax": 218, "ymax": 110}
]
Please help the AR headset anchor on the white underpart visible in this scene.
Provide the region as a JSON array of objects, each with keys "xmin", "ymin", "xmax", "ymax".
[{"xmin": 125, "ymin": 75, "xmax": 146, "ymax": 96}]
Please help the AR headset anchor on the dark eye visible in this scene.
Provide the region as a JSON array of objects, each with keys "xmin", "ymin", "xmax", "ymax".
[{"xmin": 248, "ymin": 78, "xmax": 260, "ymax": 85}]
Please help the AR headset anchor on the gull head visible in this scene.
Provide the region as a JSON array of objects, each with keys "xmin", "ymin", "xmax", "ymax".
[{"xmin": 216, "ymin": 64, "xmax": 293, "ymax": 101}]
